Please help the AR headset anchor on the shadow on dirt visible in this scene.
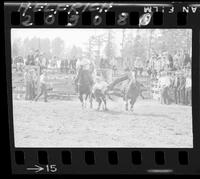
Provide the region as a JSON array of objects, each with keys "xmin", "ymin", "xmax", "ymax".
[
  {"xmin": 132, "ymin": 112, "xmax": 176, "ymax": 120},
  {"xmin": 97, "ymin": 109, "xmax": 175, "ymax": 120}
]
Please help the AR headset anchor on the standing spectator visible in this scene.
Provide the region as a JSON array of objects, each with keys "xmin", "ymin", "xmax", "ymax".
[
  {"xmin": 52, "ymin": 56, "xmax": 57, "ymax": 70},
  {"xmin": 100, "ymin": 58, "xmax": 105, "ymax": 68},
  {"xmin": 18, "ymin": 56, "xmax": 24, "ymax": 72},
  {"xmin": 183, "ymin": 50, "xmax": 191, "ymax": 67},
  {"xmin": 26, "ymin": 50, "xmax": 35, "ymax": 65},
  {"xmin": 36, "ymin": 53, "xmax": 43, "ymax": 75},
  {"xmin": 178, "ymin": 74, "xmax": 186, "ymax": 104},
  {"xmin": 72, "ymin": 59, "xmax": 77, "ymax": 74},
  {"xmin": 60, "ymin": 58, "xmax": 65, "ymax": 73},
  {"xmin": 160, "ymin": 52, "xmax": 167, "ymax": 71},
  {"xmin": 146, "ymin": 58, "xmax": 153, "ymax": 77},
  {"xmin": 185, "ymin": 71, "xmax": 191, "ymax": 105},
  {"xmin": 29, "ymin": 69, "xmax": 36, "ymax": 100},
  {"xmin": 173, "ymin": 50, "xmax": 179, "ymax": 70},
  {"xmin": 64, "ymin": 58, "xmax": 69, "ymax": 74},
  {"xmin": 179, "ymin": 49, "xmax": 185, "ymax": 68},
  {"xmin": 34, "ymin": 49, "xmax": 40, "ymax": 59},
  {"xmin": 168, "ymin": 53, "xmax": 174, "ymax": 70},
  {"xmin": 172, "ymin": 59, "xmax": 179, "ymax": 71},
  {"xmin": 173, "ymin": 49, "xmax": 184, "ymax": 69},
  {"xmin": 104, "ymin": 59, "xmax": 111, "ymax": 69},
  {"xmin": 158, "ymin": 71, "xmax": 171, "ymax": 104},
  {"xmin": 34, "ymin": 69, "xmax": 48, "ymax": 102},
  {"xmin": 69, "ymin": 59, "xmax": 73, "ymax": 73},
  {"xmin": 154, "ymin": 56, "xmax": 161, "ymax": 78},
  {"xmin": 76, "ymin": 58, "xmax": 82, "ymax": 74},
  {"xmin": 134, "ymin": 57, "xmax": 143, "ymax": 76},
  {"xmin": 34, "ymin": 52, "xmax": 40, "ymax": 66},
  {"xmin": 31, "ymin": 69, "xmax": 38, "ymax": 99},
  {"xmin": 172, "ymin": 71, "xmax": 180, "ymax": 104},
  {"xmin": 41, "ymin": 53, "xmax": 47, "ymax": 69},
  {"xmin": 24, "ymin": 69, "xmax": 32, "ymax": 100},
  {"xmin": 14, "ymin": 56, "xmax": 23, "ymax": 72}
]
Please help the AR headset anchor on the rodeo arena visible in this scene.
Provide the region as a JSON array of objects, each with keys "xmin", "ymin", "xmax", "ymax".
[{"xmin": 12, "ymin": 29, "xmax": 193, "ymax": 148}]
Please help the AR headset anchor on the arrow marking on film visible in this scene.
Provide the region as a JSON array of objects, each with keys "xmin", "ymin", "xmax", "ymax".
[{"xmin": 26, "ymin": 165, "xmax": 44, "ymax": 173}]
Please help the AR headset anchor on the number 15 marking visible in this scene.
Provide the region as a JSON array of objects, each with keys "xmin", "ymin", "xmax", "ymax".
[{"xmin": 46, "ymin": 164, "xmax": 58, "ymax": 173}]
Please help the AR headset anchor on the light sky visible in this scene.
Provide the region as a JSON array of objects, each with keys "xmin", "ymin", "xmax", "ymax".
[
  {"xmin": 11, "ymin": 28, "xmax": 141, "ymax": 49},
  {"xmin": 11, "ymin": 28, "xmax": 143, "ymax": 57},
  {"xmin": 11, "ymin": 29, "xmax": 190, "ymax": 57},
  {"xmin": 11, "ymin": 28, "xmax": 190, "ymax": 48},
  {"xmin": 11, "ymin": 28, "xmax": 124, "ymax": 45}
]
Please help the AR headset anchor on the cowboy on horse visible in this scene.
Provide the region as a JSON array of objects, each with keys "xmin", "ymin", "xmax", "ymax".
[
  {"xmin": 123, "ymin": 67, "xmax": 137, "ymax": 95},
  {"xmin": 106, "ymin": 67, "xmax": 145, "ymax": 111},
  {"xmin": 74, "ymin": 58, "xmax": 94, "ymax": 108}
]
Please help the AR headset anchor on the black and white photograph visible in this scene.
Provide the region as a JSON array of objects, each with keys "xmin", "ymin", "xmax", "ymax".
[{"xmin": 11, "ymin": 28, "xmax": 192, "ymax": 148}]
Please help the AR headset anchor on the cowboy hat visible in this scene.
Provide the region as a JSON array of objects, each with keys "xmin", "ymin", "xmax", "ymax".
[
  {"xmin": 80, "ymin": 58, "xmax": 90, "ymax": 66},
  {"xmin": 95, "ymin": 75, "xmax": 102, "ymax": 81}
]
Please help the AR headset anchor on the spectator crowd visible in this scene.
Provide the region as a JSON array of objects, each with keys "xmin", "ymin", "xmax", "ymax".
[{"xmin": 146, "ymin": 49, "xmax": 191, "ymax": 106}]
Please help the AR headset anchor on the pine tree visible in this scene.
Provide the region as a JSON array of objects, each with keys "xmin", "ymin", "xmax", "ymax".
[
  {"xmin": 104, "ymin": 30, "xmax": 116, "ymax": 63},
  {"xmin": 12, "ymin": 38, "xmax": 22, "ymax": 58},
  {"xmin": 51, "ymin": 37, "xmax": 65, "ymax": 58}
]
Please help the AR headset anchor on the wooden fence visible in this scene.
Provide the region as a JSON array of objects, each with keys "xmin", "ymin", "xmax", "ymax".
[{"xmin": 12, "ymin": 66, "xmax": 161, "ymax": 101}]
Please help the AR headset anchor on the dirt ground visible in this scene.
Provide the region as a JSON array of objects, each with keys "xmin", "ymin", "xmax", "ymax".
[{"xmin": 12, "ymin": 97, "xmax": 193, "ymax": 148}]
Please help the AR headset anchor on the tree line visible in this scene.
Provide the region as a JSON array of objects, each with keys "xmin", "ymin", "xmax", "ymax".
[{"xmin": 12, "ymin": 29, "xmax": 192, "ymax": 68}]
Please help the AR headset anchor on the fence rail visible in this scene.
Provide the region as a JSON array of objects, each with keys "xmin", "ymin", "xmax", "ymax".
[{"xmin": 12, "ymin": 66, "xmax": 161, "ymax": 101}]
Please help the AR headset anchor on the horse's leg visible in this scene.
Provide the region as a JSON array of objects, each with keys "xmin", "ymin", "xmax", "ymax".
[
  {"xmin": 97, "ymin": 98, "xmax": 102, "ymax": 111},
  {"xmin": 79, "ymin": 94, "xmax": 84, "ymax": 108},
  {"xmin": 90, "ymin": 93, "xmax": 93, "ymax": 108},
  {"xmin": 140, "ymin": 90, "xmax": 145, "ymax": 99},
  {"xmin": 83, "ymin": 95, "xmax": 85, "ymax": 108},
  {"xmin": 84, "ymin": 94, "xmax": 88, "ymax": 108},
  {"xmin": 130, "ymin": 98, "xmax": 136, "ymax": 111},
  {"xmin": 125, "ymin": 95, "xmax": 128, "ymax": 111},
  {"xmin": 102, "ymin": 96, "xmax": 108, "ymax": 111}
]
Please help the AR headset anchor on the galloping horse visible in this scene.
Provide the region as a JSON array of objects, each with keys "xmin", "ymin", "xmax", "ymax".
[
  {"xmin": 75, "ymin": 65, "xmax": 94, "ymax": 108},
  {"xmin": 106, "ymin": 73, "xmax": 146, "ymax": 111},
  {"xmin": 123, "ymin": 81, "xmax": 145, "ymax": 111}
]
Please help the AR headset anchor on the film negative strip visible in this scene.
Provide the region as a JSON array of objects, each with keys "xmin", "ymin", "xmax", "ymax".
[{"xmin": 4, "ymin": 1, "xmax": 200, "ymax": 175}]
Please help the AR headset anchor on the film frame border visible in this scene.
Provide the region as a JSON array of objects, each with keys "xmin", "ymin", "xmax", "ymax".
[{"xmin": 4, "ymin": 1, "xmax": 200, "ymax": 175}]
